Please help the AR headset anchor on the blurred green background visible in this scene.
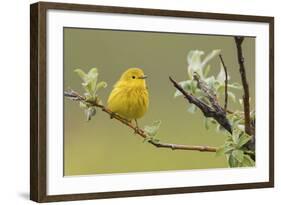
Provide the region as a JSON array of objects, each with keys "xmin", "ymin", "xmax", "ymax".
[{"xmin": 63, "ymin": 28, "xmax": 255, "ymax": 176}]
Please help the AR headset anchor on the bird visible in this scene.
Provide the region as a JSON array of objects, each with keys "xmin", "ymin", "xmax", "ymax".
[{"xmin": 107, "ymin": 68, "xmax": 149, "ymax": 130}]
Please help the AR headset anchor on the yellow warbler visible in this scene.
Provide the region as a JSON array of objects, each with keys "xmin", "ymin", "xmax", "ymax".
[{"xmin": 107, "ymin": 68, "xmax": 149, "ymax": 128}]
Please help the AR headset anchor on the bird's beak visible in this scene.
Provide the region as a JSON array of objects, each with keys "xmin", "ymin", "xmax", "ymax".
[{"xmin": 138, "ymin": 75, "xmax": 147, "ymax": 79}]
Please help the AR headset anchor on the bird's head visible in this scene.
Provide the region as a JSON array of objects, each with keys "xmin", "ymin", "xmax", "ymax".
[{"xmin": 119, "ymin": 68, "xmax": 147, "ymax": 88}]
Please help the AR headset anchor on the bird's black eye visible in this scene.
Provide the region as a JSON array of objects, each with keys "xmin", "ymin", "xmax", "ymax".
[{"xmin": 132, "ymin": 76, "xmax": 136, "ymax": 79}]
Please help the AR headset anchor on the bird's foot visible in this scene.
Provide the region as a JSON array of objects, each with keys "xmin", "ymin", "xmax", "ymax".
[
  {"xmin": 133, "ymin": 119, "xmax": 141, "ymax": 134},
  {"xmin": 134, "ymin": 126, "xmax": 141, "ymax": 134}
]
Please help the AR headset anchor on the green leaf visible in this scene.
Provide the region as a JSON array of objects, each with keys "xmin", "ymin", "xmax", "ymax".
[
  {"xmin": 187, "ymin": 104, "xmax": 197, "ymax": 113},
  {"xmin": 203, "ymin": 65, "xmax": 211, "ymax": 77},
  {"xmin": 187, "ymin": 49, "xmax": 220, "ymax": 79},
  {"xmin": 225, "ymin": 142, "xmax": 235, "ymax": 148},
  {"xmin": 84, "ymin": 92, "xmax": 94, "ymax": 101},
  {"xmin": 82, "ymin": 81, "xmax": 92, "ymax": 94},
  {"xmin": 174, "ymin": 80, "xmax": 191, "ymax": 97},
  {"xmin": 239, "ymin": 98, "xmax": 243, "ymax": 106},
  {"xmin": 87, "ymin": 68, "xmax": 98, "ymax": 80},
  {"xmin": 210, "ymin": 119, "xmax": 217, "ymax": 124},
  {"xmin": 74, "ymin": 69, "xmax": 87, "ymax": 81},
  {"xmin": 216, "ymin": 124, "xmax": 227, "ymax": 133},
  {"xmin": 237, "ymin": 133, "xmax": 251, "ymax": 148},
  {"xmin": 204, "ymin": 118, "xmax": 210, "ymax": 130},
  {"xmin": 144, "ymin": 120, "xmax": 162, "ymax": 137},
  {"xmin": 96, "ymin": 81, "xmax": 108, "ymax": 92},
  {"xmin": 228, "ymin": 154, "xmax": 238, "ymax": 167},
  {"xmin": 79, "ymin": 102, "xmax": 87, "ymax": 109},
  {"xmin": 227, "ymin": 91, "xmax": 236, "ymax": 102},
  {"xmin": 232, "ymin": 150, "xmax": 244, "ymax": 163},
  {"xmin": 205, "ymin": 76, "xmax": 216, "ymax": 89},
  {"xmin": 87, "ymin": 68, "xmax": 98, "ymax": 93},
  {"xmin": 229, "ymin": 115, "xmax": 242, "ymax": 127},
  {"xmin": 85, "ymin": 107, "xmax": 96, "ymax": 121},
  {"xmin": 76, "ymin": 68, "xmax": 99, "ymax": 95},
  {"xmin": 190, "ymin": 80, "xmax": 198, "ymax": 94},
  {"xmin": 224, "ymin": 146, "xmax": 234, "ymax": 154},
  {"xmin": 228, "ymin": 83, "xmax": 242, "ymax": 90},
  {"xmin": 201, "ymin": 49, "xmax": 221, "ymax": 70},
  {"xmin": 217, "ymin": 83, "xmax": 242, "ymax": 94},
  {"xmin": 232, "ymin": 131, "xmax": 240, "ymax": 145},
  {"xmin": 187, "ymin": 50, "xmax": 205, "ymax": 79},
  {"xmin": 217, "ymin": 84, "xmax": 225, "ymax": 94},
  {"xmin": 242, "ymin": 155, "xmax": 255, "ymax": 167},
  {"xmin": 226, "ymin": 135, "xmax": 233, "ymax": 143},
  {"xmin": 216, "ymin": 65, "xmax": 227, "ymax": 84}
]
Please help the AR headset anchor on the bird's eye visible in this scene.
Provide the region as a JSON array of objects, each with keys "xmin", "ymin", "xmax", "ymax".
[{"xmin": 132, "ymin": 76, "xmax": 136, "ymax": 79}]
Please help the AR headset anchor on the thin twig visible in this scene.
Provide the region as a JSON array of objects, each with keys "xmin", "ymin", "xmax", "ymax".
[
  {"xmin": 219, "ymin": 54, "xmax": 228, "ymax": 112},
  {"xmin": 234, "ymin": 37, "xmax": 252, "ymax": 136},
  {"xmin": 64, "ymin": 90, "xmax": 218, "ymax": 152},
  {"xmin": 169, "ymin": 76, "xmax": 232, "ymax": 134}
]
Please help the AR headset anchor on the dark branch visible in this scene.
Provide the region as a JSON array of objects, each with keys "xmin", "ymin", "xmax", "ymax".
[
  {"xmin": 169, "ymin": 76, "xmax": 232, "ymax": 134},
  {"xmin": 193, "ymin": 73, "xmax": 220, "ymax": 112},
  {"xmin": 234, "ymin": 37, "xmax": 252, "ymax": 136},
  {"xmin": 64, "ymin": 90, "xmax": 218, "ymax": 152},
  {"xmin": 219, "ymin": 54, "xmax": 229, "ymax": 112}
]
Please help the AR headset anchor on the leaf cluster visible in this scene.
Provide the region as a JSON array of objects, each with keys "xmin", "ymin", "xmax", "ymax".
[
  {"xmin": 216, "ymin": 129, "xmax": 255, "ymax": 167},
  {"xmin": 75, "ymin": 68, "xmax": 107, "ymax": 121},
  {"xmin": 143, "ymin": 120, "xmax": 161, "ymax": 143},
  {"xmin": 174, "ymin": 49, "xmax": 242, "ymax": 114}
]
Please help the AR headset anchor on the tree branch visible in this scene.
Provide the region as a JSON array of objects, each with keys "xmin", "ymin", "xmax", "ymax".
[
  {"xmin": 219, "ymin": 54, "xmax": 228, "ymax": 112},
  {"xmin": 169, "ymin": 76, "xmax": 232, "ymax": 134},
  {"xmin": 64, "ymin": 89, "xmax": 218, "ymax": 152},
  {"xmin": 234, "ymin": 37, "xmax": 252, "ymax": 136}
]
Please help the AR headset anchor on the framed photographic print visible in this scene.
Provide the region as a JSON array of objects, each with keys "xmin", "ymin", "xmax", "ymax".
[{"xmin": 30, "ymin": 1, "xmax": 274, "ymax": 202}]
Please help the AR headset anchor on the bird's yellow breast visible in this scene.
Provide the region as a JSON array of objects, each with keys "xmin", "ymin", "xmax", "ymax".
[{"xmin": 107, "ymin": 86, "xmax": 149, "ymax": 120}]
